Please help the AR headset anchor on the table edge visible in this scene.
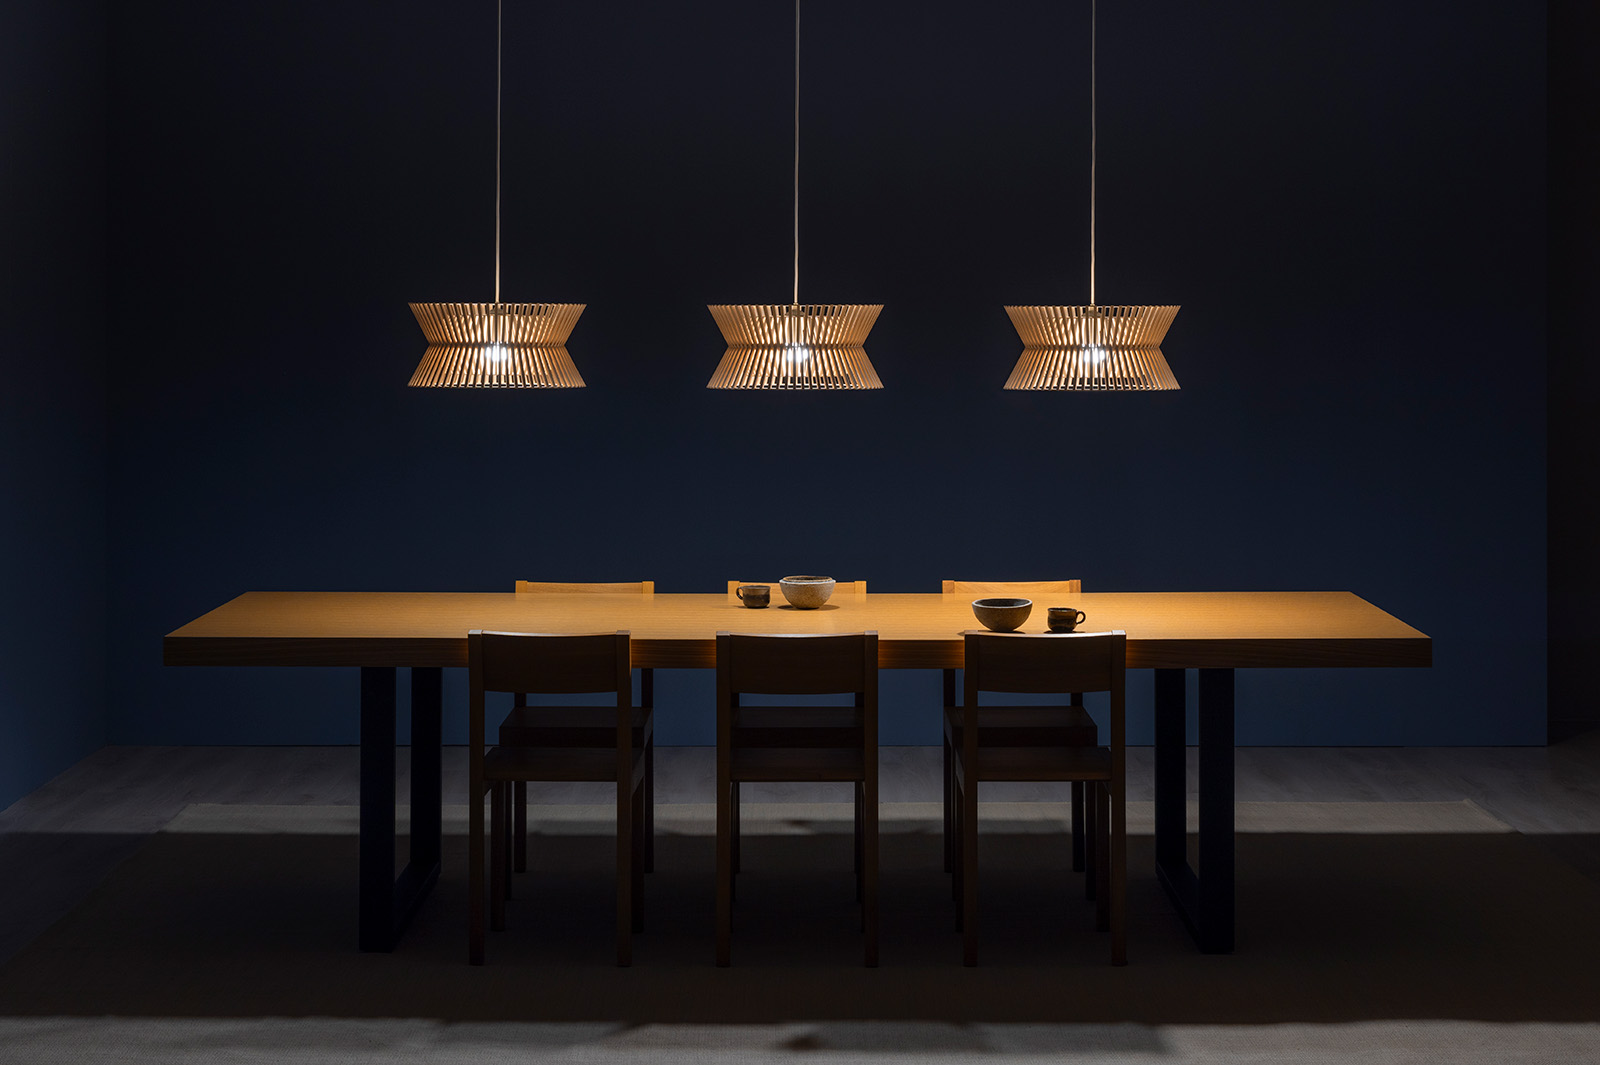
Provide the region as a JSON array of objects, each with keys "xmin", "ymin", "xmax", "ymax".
[{"xmin": 163, "ymin": 634, "xmax": 1432, "ymax": 670}]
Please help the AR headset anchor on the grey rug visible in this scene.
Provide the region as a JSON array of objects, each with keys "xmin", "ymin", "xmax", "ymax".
[
  {"xmin": 1, "ymin": 800, "xmax": 1598, "ymax": 1062},
  {"xmin": 1, "ymin": 1016, "xmax": 1596, "ymax": 1065}
]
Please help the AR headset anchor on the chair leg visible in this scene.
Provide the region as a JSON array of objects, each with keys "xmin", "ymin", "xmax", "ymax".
[
  {"xmin": 644, "ymin": 736, "xmax": 655, "ymax": 873},
  {"xmin": 514, "ymin": 780, "xmax": 527, "ymax": 873},
  {"xmin": 952, "ymin": 776, "xmax": 963, "ymax": 907},
  {"xmin": 616, "ymin": 777, "xmax": 633, "ymax": 967},
  {"xmin": 732, "ymin": 781, "xmax": 741, "ymax": 878},
  {"xmin": 500, "ymin": 780, "xmax": 515, "ymax": 902},
  {"xmin": 632, "ymin": 779, "xmax": 646, "ymax": 933},
  {"xmin": 854, "ymin": 781, "xmax": 863, "ymax": 905},
  {"xmin": 489, "ymin": 783, "xmax": 506, "ymax": 932},
  {"xmin": 1095, "ymin": 781, "xmax": 1111, "ymax": 933},
  {"xmin": 863, "ymin": 773, "xmax": 879, "ymax": 968},
  {"xmin": 716, "ymin": 779, "xmax": 732, "ymax": 967},
  {"xmin": 1084, "ymin": 781, "xmax": 1099, "ymax": 902},
  {"xmin": 469, "ymin": 785, "xmax": 486, "ymax": 966},
  {"xmin": 642, "ymin": 668, "xmax": 656, "ymax": 874},
  {"xmin": 962, "ymin": 773, "xmax": 979, "ymax": 966},
  {"xmin": 942, "ymin": 732, "xmax": 952, "ymax": 873},
  {"xmin": 1110, "ymin": 781, "xmax": 1126, "ymax": 966},
  {"xmin": 1071, "ymin": 781, "xmax": 1085, "ymax": 873}
]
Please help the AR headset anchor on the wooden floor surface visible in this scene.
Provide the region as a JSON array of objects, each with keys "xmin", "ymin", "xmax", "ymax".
[{"xmin": 1, "ymin": 735, "xmax": 1597, "ymax": 965}]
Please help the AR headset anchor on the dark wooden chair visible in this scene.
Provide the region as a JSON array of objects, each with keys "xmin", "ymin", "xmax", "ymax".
[
  {"xmin": 715, "ymin": 631, "xmax": 880, "ymax": 967},
  {"xmin": 723, "ymin": 580, "xmax": 868, "ymax": 847},
  {"xmin": 951, "ymin": 629, "xmax": 1127, "ymax": 966},
  {"xmin": 940, "ymin": 580, "xmax": 1095, "ymax": 878},
  {"xmin": 468, "ymin": 629, "xmax": 645, "ymax": 967},
  {"xmin": 505, "ymin": 581, "xmax": 655, "ymax": 874}
]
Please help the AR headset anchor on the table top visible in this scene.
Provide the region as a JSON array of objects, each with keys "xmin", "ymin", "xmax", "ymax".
[{"xmin": 164, "ymin": 591, "xmax": 1431, "ymax": 671}]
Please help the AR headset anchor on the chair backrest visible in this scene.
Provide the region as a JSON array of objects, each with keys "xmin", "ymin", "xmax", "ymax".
[
  {"xmin": 716, "ymin": 631, "xmax": 878, "ymax": 697},
  {"xmin": 942, "ymin": 579, "xmax": 1081, "ymax": 597},
  {"xmin": 469, "ymin": 630, "xmax": 632, "ymax": 697},
  {"xmin": 726, "ymin": 580, "xmax": 865, "ymax": 602},
  {"xmin": 515, "ymin": 580, "xmax": 654, "ymax": 595},
  {"xmin": 962, "ymin": 630, "xmax": 1125, "ymax": 697}
]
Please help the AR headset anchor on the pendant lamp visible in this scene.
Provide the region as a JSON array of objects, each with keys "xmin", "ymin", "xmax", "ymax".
[
  {"xmin": 707, "ymin": 0, "xmax": 883, "ymax": 390},
  {"xmin": 408, "ymin": 0, "xmax": 585, "ymax": 388},
  {"xmin": 1004, "ymin": 0, "xmax": 1178, "ymax": 391}
]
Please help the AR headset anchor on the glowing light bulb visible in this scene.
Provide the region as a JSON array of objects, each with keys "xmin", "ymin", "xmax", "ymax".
[
  {"xmin": 783, "ymin": 343, "xmax": 812, "ymax": 364},
  {"xmin": 484, "ymin": 342, "xmax": 507, "ymax": 365},
  {"xmin": 1085, "ymin": 345, "xmax": 1108, "ymax": 365}
]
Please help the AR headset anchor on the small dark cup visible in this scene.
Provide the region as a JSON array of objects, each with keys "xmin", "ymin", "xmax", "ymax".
[
  {"xmin": 736, "ymin": 584, "xmax": 770, "ymax": 608},
  {"xmin": 1047, "ymin": 606, "xmax": 1087, "ymax": 633}
]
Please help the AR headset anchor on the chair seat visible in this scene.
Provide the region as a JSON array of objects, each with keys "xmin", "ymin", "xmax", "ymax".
[
  {"xmin": 498, "ymin": 705, "xmax": 652, "ymax": 747},
  {"xmin": 734, "ymin": 706, "xmax": 862, "ymax": 748},
  {"xmin": 943, "ymin": 704, "xmax": 1097, "ymax": 747},
  {"xmin": 954, "ymin": 744, "xmax": 1111, "ymax": 783},
  {"xmin": 484, "ymin": 744, "xmax": 645, "ymax": 785},
  {"xmin": 731, "ymin": 747, "xmax": 866, "ymax": 783}
]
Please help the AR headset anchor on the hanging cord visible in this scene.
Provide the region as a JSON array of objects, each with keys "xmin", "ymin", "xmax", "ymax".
[
  {"xmin": 793, "ymin": 0, "xmax": 801, "ymax": 306},
  {"xmin": 494, "ymin": 0, "xmax": 503, "ymax": 306},
  {"xmin": 1089, "ymin": 0, "xmax": 1096, "ymax": 309}
]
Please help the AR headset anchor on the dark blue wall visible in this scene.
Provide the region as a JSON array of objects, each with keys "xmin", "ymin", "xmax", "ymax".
[
  {"xmin": 0, "ymin": 2, "xmax": 109, "ymax": 810},
  {"xmin": 105, "ymin": 0, "xmax": 1545, "ymax": 749}
]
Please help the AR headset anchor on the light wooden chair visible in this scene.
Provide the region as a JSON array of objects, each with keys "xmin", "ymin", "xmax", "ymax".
[
  {"xmin": 715, "ymin": 631, "xmax": 880, "ymax": 968},
  {"xmin": 468, "ymin": 629, "xmax": 645, "ymax": 966},
  {"xmin": 507, "ymin": 581, "xmax": 655, "ymax": 873},
  {"xmin": 951, "ymin": 629, "xmax": 1127, "ymax": 966},
  {"xmin": 725, "ymin": 580, "xmax": 866, "ymax": 602},
  {"xmin": 942, "ymin": 580, "xmax": 1080, "ymax": 598},
  {"xmin": 518, "ymin": 581, "xmax": 657, "ymax": 595},
  {"xmin": 940, "ymin": 580, "xmax": 1095, "ymax": 879}
]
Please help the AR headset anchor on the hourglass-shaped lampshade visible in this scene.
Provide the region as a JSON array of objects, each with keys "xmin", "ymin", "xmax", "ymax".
[
  {"xmin": 706, "ymin": 303, "xmax": 883, "ymax": 390},
  {"xmin": 408, "ymin": 302, "xmax": 586, "ymax": 388},
  {"xmin": 1003, "ymin": 305, "xmax": 1179, "ymax": 391}
]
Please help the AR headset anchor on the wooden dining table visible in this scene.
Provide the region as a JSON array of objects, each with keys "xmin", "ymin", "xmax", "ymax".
[{"xmin": 164, "ymin": 589, "xmax": 1431, "ymax": 954}]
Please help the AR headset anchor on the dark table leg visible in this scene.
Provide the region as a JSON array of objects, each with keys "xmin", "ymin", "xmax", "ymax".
[
  {"xmin": 1196, "ymin": 667, "xmax": 1236, "ymax": 952},
  {"xmin": 1153, "ymin": 666, "xmax": 1236, "ymax": 954},
  {"xmin": 409, "ymin": 668, "xmax": 443, "ymax": 872},
  {"xmin": 358, "ymin": 666, "xmax": 443, "ymax": 952}
]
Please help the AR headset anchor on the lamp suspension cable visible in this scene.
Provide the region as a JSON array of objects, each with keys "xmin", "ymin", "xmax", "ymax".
[
  {"xmin": 793, "ymin": 0, "xmax": 801, "ymax": 307},
  {"xmin": 999, "ymin": 0, "xmax": 1178, "ymax": 391},
  {"xmin": 495, "ymin": 0, "xmax": 503, "ymax": 305},
  {"xmin": 407, "ymin": 0, "xmax": 586, "ymax": 388},
  {"xmin": 702, "ymin": 0, "xmax": 882, "ymax": 390}
]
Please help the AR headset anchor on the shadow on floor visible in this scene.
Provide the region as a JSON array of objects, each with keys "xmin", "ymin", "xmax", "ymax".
[{"xmin": 2, "ymin": 801, "xmax": 1599, "ymax": 1025}]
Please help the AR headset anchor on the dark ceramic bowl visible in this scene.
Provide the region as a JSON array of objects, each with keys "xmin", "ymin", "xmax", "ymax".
[{"xmin": 972, "ymin": 597, "xmax": 1032, "ymax": 632}]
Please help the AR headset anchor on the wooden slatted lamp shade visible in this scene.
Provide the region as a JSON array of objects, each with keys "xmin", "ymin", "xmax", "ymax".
[
  {"xmin": 408, "ymin": 303, "xmax": 585, "ymax": 388},
  {"xmin": 1004, "ymin": 305, "xmax": 1179, "ymax": 391},
  {"xmin": 707, "ymin": 304, "xmax": 882, "ymax": 390},
  {"xmin": 1005, "ymin": 0, "xmax": 1178, "ymax": 392},
  {"xmin": 707, "ymin": 1, "xmax": 883, "ymax": 391},
  {"xmin": 408, "ymin": 1, "xmax": 586, "ymax": 390}
]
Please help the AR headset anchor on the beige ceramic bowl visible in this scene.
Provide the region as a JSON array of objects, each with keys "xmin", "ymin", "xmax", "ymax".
[
  {"xmin": 971, "ymin": 597, "xmax": 1033, "ymax": 632},
  {"xmin": 780, "ymin": 575, "xmax": 836, "ymax": 609}
]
